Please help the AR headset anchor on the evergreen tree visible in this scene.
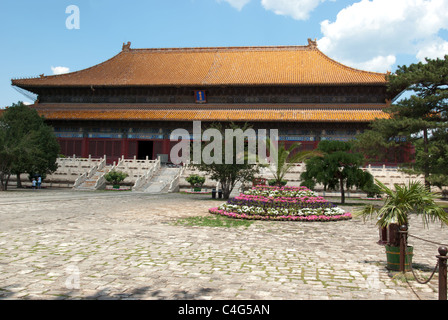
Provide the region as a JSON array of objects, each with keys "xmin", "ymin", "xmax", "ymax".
[
  {"xmin": 354, "ymin": 55, "xmax": 448, "ymax": 187},
  {"xmin": 0, "ymin": 102, "xmax": 60, "ymax": 190},
  {"xmin": 301, "ymin": 140, "xmax": 374, "ymax": 204}
]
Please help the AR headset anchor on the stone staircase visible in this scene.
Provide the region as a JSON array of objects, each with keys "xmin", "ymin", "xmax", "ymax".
[
  {"xmin": 141, "ymin": 166, "xmax": 182, "ymax": 194},
  {"xmin": 73, "ymin": 157, "xmax": 163, "ymax": 191},
  {"xmin": 74, "ymin": 167, "xmax": 110, "ymax": 190},
  {"xmin": 72, "ymin": 160, "xmax": 182, "ymax": 193}
]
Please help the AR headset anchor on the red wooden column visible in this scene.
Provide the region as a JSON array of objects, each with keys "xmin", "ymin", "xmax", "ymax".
[
  {"xmin": 162, "ymin": 138, "xmax": 170, "ymax": 155},
  {"xmin": 81, "ymin": 137, "xmax": 89, "ymax": 158},
  {"xmin": 121, "ymin": 136, "xmax": 129, "ymax": 159}
]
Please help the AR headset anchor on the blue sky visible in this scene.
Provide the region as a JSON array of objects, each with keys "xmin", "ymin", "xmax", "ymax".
[{"xmin": 1, "ymin": 0, "xmax": 448, "ymax": 108}]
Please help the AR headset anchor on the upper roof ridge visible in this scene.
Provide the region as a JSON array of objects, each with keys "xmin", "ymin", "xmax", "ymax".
[{"xmin": 122, "ymin": 40, "xmax": 318, "ymax": 53}]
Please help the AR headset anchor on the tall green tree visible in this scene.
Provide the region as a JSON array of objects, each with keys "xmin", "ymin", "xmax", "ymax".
[
  {"xmin": 0, "ymin": 102, "xmax": 60, "ymax": 190},
  {"xmin": 354, "ymin": 55, "xmax": 448, "ymax": 187},
  {"xmin": 191, "ymin": 122, "xmax": 261, "ymax": 199},
  {"xmin": 301, "ymin": 140, "xmax": 374, "ymax": 204},
  {"xmin": 0, "ymin": 127, "xmax": 14, "ymax": 190}
]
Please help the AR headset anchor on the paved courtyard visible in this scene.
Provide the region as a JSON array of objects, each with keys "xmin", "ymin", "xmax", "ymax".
[{"xmin": 0, "ymin": 189, "xmax": 447, "ymax": 300}]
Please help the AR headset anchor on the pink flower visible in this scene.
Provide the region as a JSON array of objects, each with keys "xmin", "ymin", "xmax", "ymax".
[{"xmin": 208, "ymin": 207, "xmax": 352, "ymax": 222}]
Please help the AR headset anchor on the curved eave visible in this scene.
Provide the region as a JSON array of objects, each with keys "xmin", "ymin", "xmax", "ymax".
[
  {"xmin": 33, "ymin": 106, "xmax": 390, "ymax": 123},
  {"xmin": 11, "ymin": 44, "xmax": 388, "ymax": 89}
]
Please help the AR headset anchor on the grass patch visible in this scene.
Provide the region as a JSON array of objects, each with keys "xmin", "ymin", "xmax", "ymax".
[
  {"xmin": 340, "ymin": 202, "xmax": 377, "ymax": 207},
  {"xmin": 180, "ymin": 191, "xmax": 212, "ymax": 195},
  {"xmin": 323, "ymin": 197, "xmax": 384, "ymax": 207},
  {"xmin": 391, "ymin": 272, "xmax": 418, "ymax": 283},
  {"xmin": 175, "ymin": 215, "xmax": 254, "ymax": 228}
]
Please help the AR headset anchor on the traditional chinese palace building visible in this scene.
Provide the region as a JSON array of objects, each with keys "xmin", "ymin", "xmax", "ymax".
[{"xmin": 11, "ymin": 39, "xmax": 401, "ymax": 165}]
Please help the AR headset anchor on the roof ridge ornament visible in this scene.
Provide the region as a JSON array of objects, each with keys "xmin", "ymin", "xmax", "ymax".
[
  {"xmin": 122, "ymin": 41, "xmax": 131, "ymax": 52},
  {"xmin": 307, "ymin": 38, "xmax": 318, "ymax": 49}
]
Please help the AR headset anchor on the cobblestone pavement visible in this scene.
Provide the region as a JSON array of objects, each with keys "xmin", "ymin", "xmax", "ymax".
[{"xmin": 0, "ymin": 189, "xmax": 447, "ymax": 300}]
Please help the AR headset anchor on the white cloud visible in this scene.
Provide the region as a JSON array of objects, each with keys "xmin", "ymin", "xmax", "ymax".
[
  {"xmin": 219, "ymin": 0, "xmax": 329, "ymax": 19},
  {"xmin": 261, "ymin": 0, "xmax": 326, "ymax": 20},
  {"xmin": 317, "ymin": 0, "xmax": 448, "ymax": 72},
  {"xmin": 345, "ymin": 55, "xmax": 397, "ymax": 73},
  {"xmin": 51, "ymin": 66, "xmax": 70, "ymax": 75},
  {"xmin": 219, "ymin": 0, "xmax": 252, "ymax": 10},
  {"xmin": 416, "ymin": 37, "xmax": 448, "ymax": 61}
]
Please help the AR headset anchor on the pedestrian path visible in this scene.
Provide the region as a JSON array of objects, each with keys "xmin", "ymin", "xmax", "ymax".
[{"xmin": 0, "ymin": 191, "xmax": 444, "ymax": 300}]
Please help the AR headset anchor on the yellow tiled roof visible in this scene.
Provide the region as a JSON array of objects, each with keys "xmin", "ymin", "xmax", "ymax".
[
  {"xmin": 12, "ymin": 41, "xmax": 387, "ymax": 87},
  {"xmin": 33, "ymin": 104, "xmax": 390, "ymax": 122}
]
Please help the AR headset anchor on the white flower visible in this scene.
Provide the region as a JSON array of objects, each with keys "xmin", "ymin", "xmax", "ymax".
[{"xmin": 256, "ymin": 207, "xmax": 265, "ymax": 214}]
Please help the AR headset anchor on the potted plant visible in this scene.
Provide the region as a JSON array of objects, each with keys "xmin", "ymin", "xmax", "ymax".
[
  {"xmin": 104, "ymin": 170, "xmax": 129, "ymax": 189},
  {"xmin": 186, "ymin": 174, "xmax": 206, "ymax": 192},
  {"xmin": 356, "ymin": 180, "xmax": 448, "ymax": 271}
]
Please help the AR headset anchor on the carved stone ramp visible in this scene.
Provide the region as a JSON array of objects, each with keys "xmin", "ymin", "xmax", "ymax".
[
  {"xmin": 141, "ymin": 166, "xmax": 181, "ymax": 194},
  {"xmin": 74, "ymin": 166, "xmax": 110, "ymax": 190}
]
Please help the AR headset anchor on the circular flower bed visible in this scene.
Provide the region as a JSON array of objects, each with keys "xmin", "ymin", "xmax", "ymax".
[{"xmin": 209, "ymin": 185, "xmax": 352, "ymax": 222}]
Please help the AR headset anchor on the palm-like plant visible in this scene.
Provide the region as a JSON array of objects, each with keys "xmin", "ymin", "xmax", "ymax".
[
  {"xmin": 266, "ymin": 140, "xmax": 319, "ymax": 186},
  {"xmin": 356, "ymin": 179, "xmax": 448, "ymax": 228}
]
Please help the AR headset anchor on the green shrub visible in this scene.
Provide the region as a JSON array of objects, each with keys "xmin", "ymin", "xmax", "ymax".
[
  {"xmin": 104, "ymin": 170, "xmax": 128, "ymax": 186},
  {"xmin": 268, "ymin": 179, "xmax": 287, "ymax": 186},
  {"xmin": 362, "ymin": 183, "xmax": 382, "ymax": 198},
  {"xmin": 300, "ymin": 179, "xmax": 316, "ymax": 190},
  {"xmin": 186, "ymin": 174, "xmax": 206, "ymax": 187}
]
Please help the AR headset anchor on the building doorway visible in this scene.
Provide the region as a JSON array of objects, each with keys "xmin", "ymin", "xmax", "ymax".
[{"xmin": 137, "ymin": 141, "xmax": 154, "ymax": 160}]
